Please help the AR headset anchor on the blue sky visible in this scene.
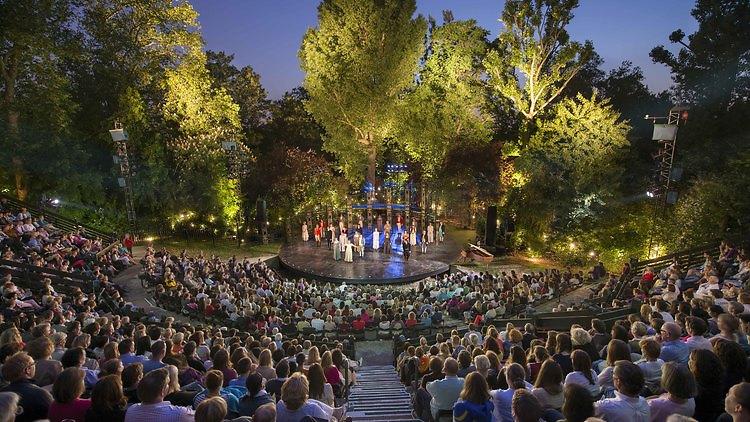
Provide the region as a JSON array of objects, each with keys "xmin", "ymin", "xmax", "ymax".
[{"xmin": 192, "ymin": 0, "xmax": 698, "ymax": 99}]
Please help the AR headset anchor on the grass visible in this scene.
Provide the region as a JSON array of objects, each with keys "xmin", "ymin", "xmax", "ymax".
[{"xmin": 135, "ymin": 236, "xmax": 281, "ymax": 259}]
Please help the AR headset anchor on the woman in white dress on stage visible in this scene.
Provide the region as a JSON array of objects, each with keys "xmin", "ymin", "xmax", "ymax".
[
  {"xmin": 357, "ymin": 232, "xmax": 365, "ymax": 258},
  {"xmin": 410, "ymin": 226, "xmax": 417, "ymax": 247},
  {"xmin": 344, "ymin": 240, "xmax": 354, "ymax": 262},
  {"xmin": 302, "ymin": 222, "xmax": 309, "ymax": 242},
  {"xmin": 427, "ymin": 223, "xmax": 434, "ymax": 244},
  {"xmin": 339, "ymin": 230, "xmax": 347, "ymax": 252},
  {"xmin": 372, "ymin": 228, "xmax": 380, "ymax": 252}
]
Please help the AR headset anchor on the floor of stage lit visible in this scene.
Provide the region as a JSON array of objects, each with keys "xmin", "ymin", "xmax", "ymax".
[{"xmin": 278, "ymin": 240, "xmax": 455, "ymax": 284}]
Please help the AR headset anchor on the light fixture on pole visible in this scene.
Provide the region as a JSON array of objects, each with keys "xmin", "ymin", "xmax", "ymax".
[{"xmin": 110, "ymin": 122, "xmax": 137, "ymax": 234}]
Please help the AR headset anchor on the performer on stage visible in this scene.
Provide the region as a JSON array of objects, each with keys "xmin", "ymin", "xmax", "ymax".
[
  {"xmin": 438, "ymin": 222, "xmax": 445, "ymax": 243},
  {"xmin": 344, "ymin": 239, "xmax": 353, "ymax": 262},
  {"xmin": 326, "ymin": 224, "xmax": 334, "ymax": 250},
  {"xmin": 396, "ymin": 213, "xmax": 403, "ymax": 232},
  {"xmin": 302, "ymin": 222, "xmax": 309, "ymax": 242},
  {"xmin": 402, "ymin": 232, "xmax": 411, "ymax": 261},
  {"xmin": 410, "ymin": 226, "xmax": 417, "ymax": 248},
  {"xmin": 339, "ymin": 228, "xmax": 347, "ymax": 253},
  {"xmin": 314, "ymin": 224, "xmax": 322, "ymax": 247},
  {"xmin": 333, "ymin": 238, "xmax": 341, "ymax": 260},
  {"xmin": 357, "ymin": 231, "xmax": 365, "ymax": 257},
  {"xmin": 372, "ymin": 228, "xmax": 380, "ymax": 252},
  {"xmin": 427, "ymin": 222, "xmax": 434, "ymax": 244},
  {"xmin": 384, "ymin": 227, "xmax": 391, "ymax": 254},
  {"xmin": 421, "ymin": 228, "xmax": 428, "ymax": 254}
]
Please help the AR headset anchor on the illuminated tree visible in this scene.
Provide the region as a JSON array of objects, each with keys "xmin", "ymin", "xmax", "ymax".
[
  {"xmin": 398, "ymin": 17, "xmax": 492, "ymax": 179},
  {"xmin": 0, "ymin": 0, "xmax": 79, "ymax": 200},
  {"xmin": 299, "ymin": 0, "xmax": 426, "ymax": 185},
  {"xmin": 484, "ymin": 0, "xmax": 593, "ymax": 140}
]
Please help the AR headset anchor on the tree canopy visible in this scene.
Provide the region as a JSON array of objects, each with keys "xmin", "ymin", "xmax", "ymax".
[{"xmin": 299, "ymin": 0, "xmax": 427, "ymax": 185}]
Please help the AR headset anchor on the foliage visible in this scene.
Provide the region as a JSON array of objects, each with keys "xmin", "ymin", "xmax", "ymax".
[
  {"xmin": 484, "ymin": 0, "xmax": 593, "ymax": 124},
  {"xmin": 261, "ymin": 87, "xmax": 325, "ymax": 155},
  {"xmin": 527, "ymin": 93, "xmax": 630, "ymax": 189},
  {"xmin": 0, "ymin": 0, "xmax": 82, "ymax": 199},
  {"xmin": 270, "ymin": 147, "xmax": 346, "ymax": 238},
  {"xmin": 299, "ymin": 0, "xmax": 427, "ymax": 184},
  {"xmin": 504, "ymin": 93, "xmax": 631, "ymax": 252},
  {"xmin": 216, "ymin": 178, "xmax": 242, "ymax": 225},
  {"xmin": 205, "ymin": 50, "xmax": 269, "ymax": 145},
  {"xmin": 650, "ymin": 0, "xmax": 749, "ymax": 109},
  {"xmin": 398, "ymin": 18, "xmax": 492, "ymax": 179}
]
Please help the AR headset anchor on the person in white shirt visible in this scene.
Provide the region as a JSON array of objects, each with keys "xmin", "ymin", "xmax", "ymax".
[
  {"xmin": 685, "ymin": 316, "xmax": 713, "ymax": 351},
  {"xmin": 595, "ymin": 361, "xmax": 650, "ymax": 422},
  {"xmin": 310, "ymin": 313, "xmax": 325, "ymax": 331},
  {"xmin": 125, "ymin": 367, "xmax": 194, "ymax": 422},
  {"xmin": 565, "ymin": 350, "xmax": 601, "ymax": 397}
]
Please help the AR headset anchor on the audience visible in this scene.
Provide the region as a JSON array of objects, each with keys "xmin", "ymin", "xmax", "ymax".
[{"xmin": 2, "ymin": 197, "xmax": 750, "ymax": 422}]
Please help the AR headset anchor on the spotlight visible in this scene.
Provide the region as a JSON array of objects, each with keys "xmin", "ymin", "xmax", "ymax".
[{"xmin": 646, "ymin": 191, "xmax": 655, "ymax": 198}]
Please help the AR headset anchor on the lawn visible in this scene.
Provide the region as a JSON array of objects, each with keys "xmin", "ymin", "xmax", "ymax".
[{"xmin": 135, "ymin": 237, "xmax": 281, "ymax": 259}]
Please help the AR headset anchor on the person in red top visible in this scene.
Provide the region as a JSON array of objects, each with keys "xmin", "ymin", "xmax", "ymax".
[
  {"xmin": 405, "ymin": 312, "xmax": 419, "ymax": 328},
  {"xmin": 352, "ymin": 316, "xmax": 366, "ymax": 331},
  {"xmin": 122, "ymin": 233, "xmax": 134, "ymax": 254},
  {"xmin": 48, "ymin": 367, "xmax": 91, "ymax": 422}
]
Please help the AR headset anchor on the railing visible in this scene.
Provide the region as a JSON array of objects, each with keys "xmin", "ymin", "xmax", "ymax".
[
  {"xmin": 609, "ymin": 239, "xmax": 724, "ymax": 301},
  {"xmin": 0, "ymin": 193, "xmax": 117, "ymax": 244},
  {"xmin": 0, "ymin": 258, "xmax": 96, "ymax": 294},
  {"xmin": 391, "ymin": 305, "xmax": 637, "ymax": 363}
]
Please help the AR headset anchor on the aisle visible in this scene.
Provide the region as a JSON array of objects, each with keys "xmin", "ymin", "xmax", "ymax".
[{"xmin": 346, "ymin": 365, "xmax": 417, "ymax": 422}]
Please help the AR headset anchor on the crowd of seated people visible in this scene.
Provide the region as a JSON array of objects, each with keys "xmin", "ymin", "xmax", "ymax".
[
  {"xmin": 0, "ymin": 200, "xmax": 134, "ymax": 292},
  {"xmin": 394, "ymin": 240, "xmax": 750, "ymax": 422},
  {"xmin": 142, "ymin": 246, "xmax": 586, "ymax": 338},
  {"xmin": 0, "ymin": 260, "xmax": 357, "ymax": 422}
]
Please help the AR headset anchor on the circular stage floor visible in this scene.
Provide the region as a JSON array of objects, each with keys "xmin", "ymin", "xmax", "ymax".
[{"xmin": 278, "ymin": 242, "xmax": 452, "ymax": 284}]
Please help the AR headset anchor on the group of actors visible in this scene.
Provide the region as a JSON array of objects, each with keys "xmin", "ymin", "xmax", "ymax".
[{"xmin": 300, "ymin": 218, "xmax": 445, "ymax": 263}]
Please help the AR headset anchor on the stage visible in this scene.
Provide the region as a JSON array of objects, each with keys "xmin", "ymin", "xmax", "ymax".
[{"xmin": 278, "ymin": 240, "xmax": 456, "ymax": 284}]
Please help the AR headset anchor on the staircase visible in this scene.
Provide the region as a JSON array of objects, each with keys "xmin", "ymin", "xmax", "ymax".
[
  {"xmin": 346, "ymin": 365, "xmax": 418, "ymax": 422},
  {"xmin": 0, "ymin": 193, "xmax": 116, "ymax": 243}
]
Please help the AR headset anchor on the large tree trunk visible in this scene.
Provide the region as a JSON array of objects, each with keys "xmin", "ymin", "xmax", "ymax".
[
  {"xmin": 366, "ymin": 148, "xmax": 377, "ymax": 187},
  {"xmin": 3, "ymin": 52, "xmax": 26, "ymax": 200}
]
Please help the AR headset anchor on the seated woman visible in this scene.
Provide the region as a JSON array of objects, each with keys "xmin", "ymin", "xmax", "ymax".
[
  {"xmin": 48, "ymin": 367, "xmax": 91, "ymax": 422},
  {"xmin": 454, "ymin": 372, "xmax": 494, "ymax": 422},
  {"xmin": 277, "ymin": 373, "xmax": 345, "ymax": 422},
  {"xmin": 647, "ymin": 361, "xmax": 697, "ymax": 421}
]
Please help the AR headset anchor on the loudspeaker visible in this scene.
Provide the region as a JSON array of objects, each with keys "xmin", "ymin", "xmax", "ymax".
[
  {"xmin": 485, "ymin": 205, "xmax": 497, "ymax": 247},
  {"xmin": 255, "ymin": 198, "xmax": 267, "ymax": 222}
]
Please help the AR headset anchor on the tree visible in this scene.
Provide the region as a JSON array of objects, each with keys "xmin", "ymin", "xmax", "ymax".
[
  {"xmin": 299, "ymin": 0, "xmax": 427, "ymax": 185},
  {"xmin": 650, "ymin": 0, "xmax": 749, "ymax": 109},
  {"xmin": 0, "ymin": 0, "xmax": 79, "ymax": 200},
  {"xmin": 398, "ymin": 17, "xmax": 492, "ymax": 179},
  {"xmin": 484, "ymin": 0, "xmax": 593, "ymax": 138},
  {"xmin": 206, "ymin": 51, "xmax": 268, "ymax": 144},
  {"xmin": 162, "ymin": 49, "xmax": 245, "ymax": 218},
  {"xmin": 507, "ymin": 93, "xmax": 630, "ymax": 246},
  {"xmin": 262, "ymin": 87, "xmax": 325, "ymax": 154}
]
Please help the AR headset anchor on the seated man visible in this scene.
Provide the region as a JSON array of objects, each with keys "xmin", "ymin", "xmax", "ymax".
[
  {"xmin": 125, "ymin": 367, "xmax": 194, "ymax": 421},
  {"xmin": 0, "ymin": 352, "xmax": 53, "ymax": 422},
  {"xmin": 426, "ymin": 358, "xmax": 464, "ymax": 420},
  {"xmin": 659, "ymin": 322, "xmax": 690, "ymax": 365},
  {"xmin": 595, "ymin": 361, "xmax": 649, "ymax": 422},
  {"xmin": 238, "ymin": 373, "xmax": 274, "ymax": 417}
]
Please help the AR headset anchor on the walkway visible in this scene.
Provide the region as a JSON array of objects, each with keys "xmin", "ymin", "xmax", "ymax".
[{"xmin": 346, "ymin": 365, "xmax": 417, "ymax": 422}]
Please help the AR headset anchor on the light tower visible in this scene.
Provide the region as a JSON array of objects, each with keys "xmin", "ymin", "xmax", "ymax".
[{"xmin": 110, "ymin": 122, "xmax": 137, "ymax": 233}]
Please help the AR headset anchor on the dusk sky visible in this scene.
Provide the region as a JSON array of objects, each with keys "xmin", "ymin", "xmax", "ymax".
[{"xmin": 191, "ymin": 0, "xmax": 698, "ymax": 100}]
